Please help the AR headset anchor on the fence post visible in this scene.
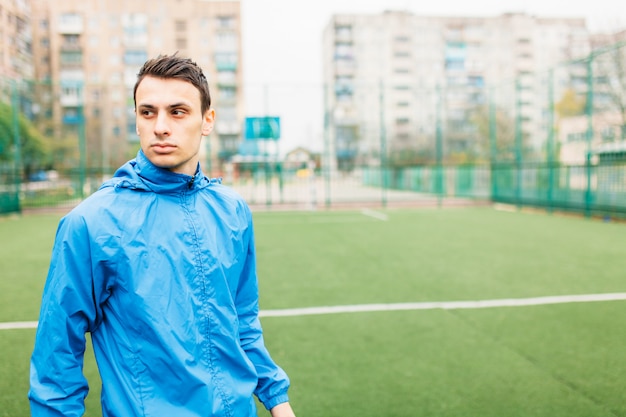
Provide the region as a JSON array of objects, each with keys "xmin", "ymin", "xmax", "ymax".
[
  {"xmin": 11, "ymin": 81, "xmax": 22, "ymax": 180},
  {"xmin": 323, "ymin": 83, "xmax": 331, "ymax": 208},
  {"xmin": 379, "ymin": 79, "xmax": 387, "ymax": 208},
  {"xmin": 584, "ymin": 54, "xmax": 595, "ymax": 218},
  {"xmin": 435, "ymin": 84, "xmax": 443, "ymax": 207},
  {"xmin": 488, "ymin": 86, "xmax": 497, "ymax": 201},
  {"xmin": 515, "ymin": 78, "xmax": 523, "ymax": 209},
  {"xmin": 546, "ymin": 69, "xmax": 555, "ymax": 213},
  {"xmin": 78, "ymin": 102, "xmax": 87, "ymax": 200},
  {"xmin": 11, "ymin": 80, "xmax": 22, "ymax": 212}
]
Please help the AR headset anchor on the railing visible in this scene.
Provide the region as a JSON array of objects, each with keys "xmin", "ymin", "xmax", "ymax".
[{"xmin": 4, "ymin": 162, "xmax": 626, "ymax": 219}]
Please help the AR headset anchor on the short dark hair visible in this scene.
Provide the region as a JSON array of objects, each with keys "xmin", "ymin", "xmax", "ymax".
[{"xmin": 133, "ymin": 53, "xmax": 211, "ymax": 114}]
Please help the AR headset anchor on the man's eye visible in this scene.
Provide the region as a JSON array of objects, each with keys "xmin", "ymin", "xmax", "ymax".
[
  {"xmin": 172, "ymin": 109, "xmax": 185, "ymax": 115},
  {"xmin": 141, "ymin": 110, "xmax": 153, "ymax": 116}
]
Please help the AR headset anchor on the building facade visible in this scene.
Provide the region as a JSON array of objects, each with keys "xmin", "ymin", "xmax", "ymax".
[
  {"xmin": 0, "ymin": 0, "xmax": 33, "ymax": 81},
  {"xmin": 30, "ymin": 0, "xmax": 243, "ymax": 173},
  {"xmin": 322, "ymin": 11, "xmax": 592, "ymax": 170}
]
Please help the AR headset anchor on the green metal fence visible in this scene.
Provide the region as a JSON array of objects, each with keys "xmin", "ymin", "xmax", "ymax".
[{"xmin": 1, "ymin": 42, "xmax": 625, "ymax": 217}]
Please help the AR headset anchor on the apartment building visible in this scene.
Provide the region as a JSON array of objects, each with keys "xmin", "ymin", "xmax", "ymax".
[
  {"xmin": 30, "ymin": 0, "xmax": 242, "ymax": 172},
  {"xmin": 322, "ymin": 11, "xmax": 591, "ymax": 170},
  {"xmin": 0, "ymin": 0, "xmax": 32, "ymax": 81},
  {"xmin": 557, "ymin": 30, "xmax": 626, "ymax": 163}
]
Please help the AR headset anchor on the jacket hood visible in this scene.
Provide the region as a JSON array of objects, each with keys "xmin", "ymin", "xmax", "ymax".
[{"xmin": 100, "ymin": 150, "xmax": 220, "ymax": 194}]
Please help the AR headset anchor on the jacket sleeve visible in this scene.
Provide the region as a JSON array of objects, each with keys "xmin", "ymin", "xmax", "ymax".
[
  {"xmin": 236, "ymin": 205, "xmax": 291, "ymax": 411},
  {"xmin": 28, "ymin": 213, "xmax": 105, "ymax": 416}
]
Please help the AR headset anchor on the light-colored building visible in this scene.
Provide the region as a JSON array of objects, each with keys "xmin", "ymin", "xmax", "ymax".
[
  {"xmin": 30, "ymin": 0, "xmax": 243, "ymax": 173},
  {"xmin": 322, "ymin": 11, "xmax": 591, "ymax": 170},
  {"xmin": 0, "ymin": 0, "xmax": 33, "ymax": 81},
  {"xmin": 559, "ymin": 112, "xmax": 625, "ymax": 164}
]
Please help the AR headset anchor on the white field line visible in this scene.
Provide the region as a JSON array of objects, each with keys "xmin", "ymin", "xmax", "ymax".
[
  {"xmin": 360, "ymin": 208, "xmax": 389, "ymax": 221},
  {"xmin": 3, "ymin": 293, "xmax": 626, "ymax": 330},
  {"xmin": 0, "ymin": 321, "xmax": 38, "ymax": 330},
  {"xmin": 259, "ymin": 292, "xmax": 626, "ymax": 317}
]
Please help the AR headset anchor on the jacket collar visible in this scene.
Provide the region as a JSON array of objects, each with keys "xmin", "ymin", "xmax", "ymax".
[{"xmin": 104, "ymin": 150, "xmax": 208, "ymax": 194}]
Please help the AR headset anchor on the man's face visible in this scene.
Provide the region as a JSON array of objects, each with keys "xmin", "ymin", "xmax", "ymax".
[{"xmin": 135, "ymin": 75, "xmax": 214, "ymax": 176}]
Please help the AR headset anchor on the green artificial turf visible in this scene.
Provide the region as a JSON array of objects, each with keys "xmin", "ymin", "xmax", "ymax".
[{"xmin": 1, "ymin": 207, "xmax": 625, "ymax": 416}]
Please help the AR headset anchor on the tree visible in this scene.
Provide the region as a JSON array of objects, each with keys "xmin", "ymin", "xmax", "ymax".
[
  {"xmin": 592, "ymin": 37, "xmax": 626, "ymax": 138},
  {"xmin": 555, "ymin": 88, "xmax": 586, "ymax": 117},
  {"xmin": 0, "ymin": 101, "xmax": 50, "ymax": 177},
  {"xmin": 470, "ymin": 104, "xmax": 517, "ymax": 163}
]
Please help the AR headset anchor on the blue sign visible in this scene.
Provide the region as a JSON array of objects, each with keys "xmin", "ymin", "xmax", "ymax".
[{"xmin": 244, "ymin": 117, "xmax": 280, "ymax": 140}]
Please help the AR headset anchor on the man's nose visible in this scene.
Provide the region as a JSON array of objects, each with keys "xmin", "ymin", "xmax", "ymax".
[{"xmin": 154, "ymin": 113, "xmax": 171, "ymax": 136}]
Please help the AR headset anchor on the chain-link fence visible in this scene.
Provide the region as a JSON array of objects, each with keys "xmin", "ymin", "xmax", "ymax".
[{"xmin": 1, "ymin": 42, "xmax": 625, "ymax": 216}]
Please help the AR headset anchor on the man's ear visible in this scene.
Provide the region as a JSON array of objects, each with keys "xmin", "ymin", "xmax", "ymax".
[{"xmin": 202, "ymin": 109, "xmax": 215, "ymax": 136}]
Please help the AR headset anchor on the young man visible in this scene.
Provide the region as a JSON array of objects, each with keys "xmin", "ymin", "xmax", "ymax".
[{"xmin": 29, "ymin": 54, "xmax": 296, "ymax": 417}]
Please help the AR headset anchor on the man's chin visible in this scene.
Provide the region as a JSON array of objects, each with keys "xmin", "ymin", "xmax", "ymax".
[{"xmin": 147, "ymin": 153, "xmax": 178, "ymax": 170}]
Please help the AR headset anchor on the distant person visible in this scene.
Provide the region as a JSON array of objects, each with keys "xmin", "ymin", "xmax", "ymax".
[{"xmin": 28, "ymin": 54, "xmax": 296, "ymax": 417}]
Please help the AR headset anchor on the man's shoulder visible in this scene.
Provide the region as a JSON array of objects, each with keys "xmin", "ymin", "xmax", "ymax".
[
  {"xmin": 65, "ymin": 186, "xmax": 129, "ymax": 219},
  {"xmin": 201, "ymin": 180, "xmax": 243, "ymax": 202},
  {"xmin": 201, "ymin": 183, "xmax": 252, "ymax": 217}
]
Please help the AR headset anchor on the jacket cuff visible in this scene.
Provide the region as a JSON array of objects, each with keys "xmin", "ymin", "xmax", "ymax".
[{"xmin": 263, "ymin": 393, "xmax": 290, "ymax": 410}]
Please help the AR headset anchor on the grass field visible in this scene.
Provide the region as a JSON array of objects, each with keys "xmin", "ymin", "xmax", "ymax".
[{"xmin": 1, "ymin": 207, "xmax": 626, "ymax": 416}]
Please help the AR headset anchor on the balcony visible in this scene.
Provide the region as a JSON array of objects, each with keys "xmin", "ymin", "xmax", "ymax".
[
  {"xmin": 58, "ymin": 14, "xmax": 84, "ymax": 34},
  {"xmin": 215, "ymin": 121, "xmax": 241, "ymax": 135},
  {"xmin": 62, "ymin": 113, "xmax": 82, "ymax": 125},
  {"xmin": 60, "ymin": 95, "xmax": 82, "ymax": 107}
]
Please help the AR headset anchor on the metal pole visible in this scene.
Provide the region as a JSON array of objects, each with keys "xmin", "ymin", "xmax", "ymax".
[
  {"xmin": 435, "ymin": 85, "xmax": 443, "ymax": 208},
  {"xmin": 488, "ymin": 86, "xmax": 497, "ymax": 201},
  {"xmin": 379, "ymin": 79, "xmax": 387, "ymax": 208},
  {"xmin": 515, "ymin": 78, "xmax": 523, "ymax": 209},
  {"xmin": 584, "ymin": 54, "xmax": 595, "ymax": 218},
  {"xmin": 323, "ymin": 83, "xmax": 331, "ymax": 208},
  {"xmin": 78, "ymin": 102, "xmax": 87, "ymax": 199},
  {"xmin": 546, "ymin": 69, "xmax": 555, "ymax": 213},
  {"xmin": 11, "ymin": 80, "xmax": 22, "ymax": 212}
]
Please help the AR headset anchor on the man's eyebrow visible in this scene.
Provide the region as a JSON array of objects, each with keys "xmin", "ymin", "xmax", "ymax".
[
  {"xmin": 167, "ymin": 102, "xmax": 192, "ymax": 109},
  {"xmin": 137, "ymin": 102, "xmax": 191, "ymax": 110}
]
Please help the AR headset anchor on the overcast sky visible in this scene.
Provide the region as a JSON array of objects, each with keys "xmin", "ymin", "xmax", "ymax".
[{"xmin": 239, "ymin": 0, "xmax": 626, "ymax": 153}]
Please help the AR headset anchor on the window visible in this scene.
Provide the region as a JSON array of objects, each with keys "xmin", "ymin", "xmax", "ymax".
[
  {"xmin": 175, "ymin": 20, "xmax": 187, "ymax": 32},
  {"xmin": 62, "ymin": 34, "xmax": 80, "ymax": 46},
  {"xmin": 60, "ymin": 51, "xmax": 82, "ymax": 64},
  {"xmin": 59, "ymin": 13, "xmax": 81, "ymax": 28},
  {"xmin": 335, "ymin": 75, "xmax": 353, "ymax": 98},
  {"xmin": 601, "ymin": 127, "xmax": 615, "ymax": 141},
  {"xmin": 124, "ymin": 50, "xmax": 147, "ymax": 65},
  {"xmin": 215, "ymin": 32, "xmax": 238, "ymax": 51},
  {"xmin": 219, "ymin": 87, "xmax": 236, "ymax": 99},
  {"xmin": 395, "ymin": 117, "xmax": 410, "ymax": 125},
  {"xmin": 335, "ymin": 24, "xmax": 352, "ymax": 38},
  {"xmin": 334, "ymin": 43, "xmax": 352, "ymax": 59},
  {"xmin": 215, "ymin": 52, "xmax": 238, "ymax": 71},
  {"xmin": 176, "ymin": 38, "xmax": 187, "ymax": 49},
  {"xmin": 218, "ymin": 106, "xmax": 237, "ymax": 121},
  {"xmin": 216, "ymin": 16, "xmax": 235, "ymax": 29}
]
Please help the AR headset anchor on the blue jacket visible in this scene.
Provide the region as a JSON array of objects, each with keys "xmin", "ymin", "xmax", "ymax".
[{"xmin": 29, "ymin": 150, "xmax": 290, "ymax": 416}]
